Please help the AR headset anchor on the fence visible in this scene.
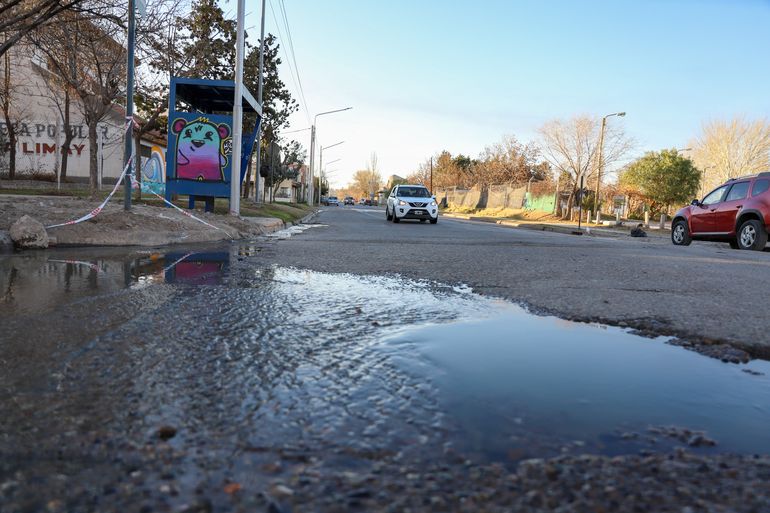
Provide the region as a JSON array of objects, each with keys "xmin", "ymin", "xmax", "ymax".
[{"xmin": 435, "ymin": 183, "xmax": 556, "ymax": 212}]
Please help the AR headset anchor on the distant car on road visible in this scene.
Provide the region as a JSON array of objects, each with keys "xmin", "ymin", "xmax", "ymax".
[
  {"xmin": 671, "ymin": 172, "xmax": 770, "ymax": 250},
  {"xmin": 359, "ymin": 198, "xmax": 366, "ymax": 205},
  {"xmin": 344, "ymin": 196, "xmax": 355, "ymax": 206},
  {"xmin": 320, "ymin": 196, "xmax": 329, "ymax": 206},
  {"xmin": 327, "ymin": 196, "xmax": 340, "ymax": 206},
  {"xmin": 386, "ymin": 184, "xmax": 438, "ymax": 224}
]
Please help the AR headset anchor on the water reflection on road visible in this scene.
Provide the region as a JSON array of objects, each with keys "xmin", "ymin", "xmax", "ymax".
[{"xmin": 1, "ymin": 237, "xmax": 770, "ymax": 510}]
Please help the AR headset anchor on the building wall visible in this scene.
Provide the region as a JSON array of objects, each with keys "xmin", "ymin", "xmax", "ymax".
[{"xmin": 0, "ymin": 44, "xmax": 160, "ymax": 182}]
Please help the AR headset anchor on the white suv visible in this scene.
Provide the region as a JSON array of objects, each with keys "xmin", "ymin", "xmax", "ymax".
[{"xmin": 386, "ymin": 184, "xmax": 438, "ymax": 224}]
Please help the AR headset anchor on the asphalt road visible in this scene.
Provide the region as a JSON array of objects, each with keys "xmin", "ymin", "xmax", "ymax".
[
  {"xmin": 4, "ymin": 205, "xmax": 770, "ymax": 512},
  {"xmin": 266, "ymin": 205, "xmax": 770, "ymax": 356}
]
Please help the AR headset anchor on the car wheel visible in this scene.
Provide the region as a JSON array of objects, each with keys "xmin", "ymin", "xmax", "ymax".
[
  {"xmin": 385, "ymin": 206, "xmax": 392, "ymax": 221},
  {"xmin": 671, "ymin": 220, "xmax": 691, "ymax": 246},
  {"xmin": 430, "ymin": 217, "xmax": 438, "ymax": 224},
  {"xmin": 737, "ymin": 219, "xmax": 767, "ymax": 251},
  {"xmin": 392, "ymin": 210, "xmax": 400, "ymax": 223}
]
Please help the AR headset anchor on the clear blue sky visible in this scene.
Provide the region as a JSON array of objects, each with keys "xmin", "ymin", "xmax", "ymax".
[{"xmin": 243, "ymin": 0, "xmax": 770, "ymax": 188}]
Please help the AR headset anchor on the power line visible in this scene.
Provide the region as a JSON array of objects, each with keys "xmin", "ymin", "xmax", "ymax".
[
  {"xmin": 267, "ymin": 0, "xmax": 310, "ymax": 125},
  {"xmin": 282, "ymin": 126, "xmax": 312, "ymax": 134},
  {"xmin": 278, "ymin": 0, "xmax": 310, "ymax": 123}
]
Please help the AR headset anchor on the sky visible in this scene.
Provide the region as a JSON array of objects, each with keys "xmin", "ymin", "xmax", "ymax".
[{"xmin": 241, "ymin": 0, "xmax": 770, "ymax": 189}]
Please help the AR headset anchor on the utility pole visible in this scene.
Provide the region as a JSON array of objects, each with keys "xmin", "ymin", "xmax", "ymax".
[
  {"xmin": 593, "ymin": 111, "xmax": 625, "ymax": 221},
  {"xmin": 123, "ymin": 0, "xmax": 136, "ymax": 211},
  {"xmin": 309, "ymin": 107, "xmax": 353, "ymax": 205},
  {"xmin": 308, "ymin": 124, "xmax": 316, "ymax": 204},
  {"xmin": 253, "ymin": 0, "xmax": 266, "ymax": 205},
  {"xmin": 229, "ymin": 0, "xmax": 246, "ymax": 215},
  {"xmin": 430, "ymin": 157, "xmax": 433, "ymax": 192}
]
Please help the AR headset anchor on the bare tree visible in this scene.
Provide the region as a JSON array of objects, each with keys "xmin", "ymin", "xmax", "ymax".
[
  {"xmin": 0, "ymin": 47, "xmax": 20, "ymax": 178},
  {"xmin": 365, "ymin": 152, "xmax": 382, "ymax": 198},
  {"xmin": 691, "ymin": 116, "xmax": 770, "ymax": 193},
  {"xmin": 475, "ymin": 135, "xmax": 544, "ymax": 186},
  {"xmin": 29, "ymin": 7, "xmax": 126, "ymax": 193},
  {"xmin": 539, "ymin": 115, "xmax": 633, "ymax": 217},
  {"xmin": 349, "ymin": 154, "xmax": 382, "ymax": 199},
  {"xmin": 0, "ymin": 0, "xmax": 86, "ymax": 58}
]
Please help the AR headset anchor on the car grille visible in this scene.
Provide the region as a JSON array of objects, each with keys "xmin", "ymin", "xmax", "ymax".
[{"xmin": 409, "ymin": 202, "xmax": 427, "ymax": 207}]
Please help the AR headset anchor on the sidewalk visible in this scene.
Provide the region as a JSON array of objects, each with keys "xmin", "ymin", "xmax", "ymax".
[
  {"xmin": 0, "ymin": 194, "xmax": 317, "ymax": 247},
  {"xmin": 442, "ymin": 212, "xmax": 672, "ymax": 239}
]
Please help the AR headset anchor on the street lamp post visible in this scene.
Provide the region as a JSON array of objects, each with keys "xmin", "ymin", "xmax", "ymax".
[
  {"xmin": 229, "ymin": 0, "xmax": 246, "ymax": 215},
  {"xmin": 593, "ymin": 111, "xmax": 625, "ymax": 222},
  {"xmin": 321, "ymin": 158, "xmax": 341, "ymax": 198},
  {"xmin": 319, "ymin": 141, "xmax": 344, "ymax": 205},
  {"xmin": 308, "ymin": 107, "xmax": 352, "ymax": 204},
  {"xmin": 123, "ymin": 0, "xmax": 137, "ymax": 211},
  {"xmin": 252, "ymin": 0, "xmax": 267, "ymax": 205}
]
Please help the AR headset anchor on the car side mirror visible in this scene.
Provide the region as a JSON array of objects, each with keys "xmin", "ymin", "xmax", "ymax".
[{"xmin": 690, "ymin": 199, "xmax": 700, "ymax": 207}]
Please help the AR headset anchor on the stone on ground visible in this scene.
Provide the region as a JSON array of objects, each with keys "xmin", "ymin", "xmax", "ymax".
[{"xmin": 9, "ymin": 215, "xmax": 49, "ymax": 249}]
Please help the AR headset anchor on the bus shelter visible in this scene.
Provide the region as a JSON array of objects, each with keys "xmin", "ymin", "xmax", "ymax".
[{"xmin": 165, "ymin": 77, "xmax": 261, "ymax": 211}]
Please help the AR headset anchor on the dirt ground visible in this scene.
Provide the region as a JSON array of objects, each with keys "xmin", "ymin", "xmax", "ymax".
[{"xmin": 0, "ymin": 194, "xmax": 313, "ymax": 246}]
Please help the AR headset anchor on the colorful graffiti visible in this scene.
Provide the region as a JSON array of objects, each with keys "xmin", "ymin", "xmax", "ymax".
[
  {"xmin": 141, "ymin": 145, "xmax": 166, "ymax": 195},
  {"xmin": 171, "ymin": 117, "xmax": 231, "ymax": 182}
]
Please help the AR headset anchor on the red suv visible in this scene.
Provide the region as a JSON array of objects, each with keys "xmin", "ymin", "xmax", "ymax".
[{"xmin": 671, "ymin": 172, "xmax": 770, "ymax": 250}]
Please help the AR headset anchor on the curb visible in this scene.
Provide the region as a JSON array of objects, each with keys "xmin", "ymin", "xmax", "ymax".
[
  {"xmin": 295, "ymin": 209, "xmax": 320, "ymax": 225},
  {"xmin": 441, "ymin": 212, "xmax": 667, "ymax": 239}
]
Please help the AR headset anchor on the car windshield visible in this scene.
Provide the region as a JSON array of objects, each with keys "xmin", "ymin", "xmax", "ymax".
[
  {"xmin": 398, "ymin": 187, "xmax": 431, "ymax": 198},
  {"xmin": 329, "ymin": 197, "xmax": 337, "ymax": 201}
]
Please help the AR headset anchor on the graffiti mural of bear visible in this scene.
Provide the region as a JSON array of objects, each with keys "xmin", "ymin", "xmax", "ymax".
[{"xmin": 171, "ymin": 117, "xmax": 231, "ymax": 182}]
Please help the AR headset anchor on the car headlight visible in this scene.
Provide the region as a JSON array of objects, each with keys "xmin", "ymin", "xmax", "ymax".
[
  {"xmin": 398, "ymin": 199, "xmax": 407, "ymax": 206},
  {"xmin": 430, "ymin": 200, "xmax": 437, "ymax": 206}
]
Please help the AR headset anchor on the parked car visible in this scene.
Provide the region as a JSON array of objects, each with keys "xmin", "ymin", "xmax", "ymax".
[
  {"xmin": 385, "ymin": 184, "xmax": 438, "ymax": 224},
  {"xmin": 344, "ymin": 196, "xmax": 355, "ymax": 206},
  {"xmin": 359, "ymin": 198, "xmax": 366, "ymax": 205},
  {"xmin": 320, "ymin": 196, "xmax": 329, "ymax": 206},
  {"xmin": 671, "ymin": 172, "xmax": 770, "ymax": 250},
  {"xmin": 364, "ymin": 199, "xmax": 372, "ymax": 206},
  {"xmin": 327, "ymin": 196, "xmax": 340, "ymax": 206}
]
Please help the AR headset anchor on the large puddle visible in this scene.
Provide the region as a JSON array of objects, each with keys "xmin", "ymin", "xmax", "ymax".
[
  {"xmin": 380, "ymin": 314, "xmax": 770, "ymax": 460},
  {"xmin": 2, "ymin": 238, "xmax": 770, "ymax": 475}
]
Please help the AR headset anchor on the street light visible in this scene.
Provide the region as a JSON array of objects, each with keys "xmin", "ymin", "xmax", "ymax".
[
  {"xmin": 308, "ymin": 107, "xmax": 352, "ymax": 204},
  {"xmin": 319, "ymin": 141, "xmax": 344, "ymax": 205},
  {"xmin": 320, "ymin": 159, "xmax": 341, "ymax": 198},
  {"xmin": 594, "ymin": 111, "xmax": 626, "ymax": 222},
  {"xmin": 677, "ymin": 147, "xmax": 692, "ymax": 153},
  {"xmin": 229, "ymin": 0, "xmax": 247, "ymax": 215}
]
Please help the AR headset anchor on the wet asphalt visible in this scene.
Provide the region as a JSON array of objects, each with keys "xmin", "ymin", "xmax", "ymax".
[
  {"xmin": 269, "ymin": 206, "xmax": 770, "ymax": 354},
  {"xmin": 2, "ymin": 206, "xmax": 770, "ymax": 512}
]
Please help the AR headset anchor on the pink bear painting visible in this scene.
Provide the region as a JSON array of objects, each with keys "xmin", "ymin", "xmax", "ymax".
[{"xmin": 171, "ymin": 117, "xmax": 231, "ymax": 182}]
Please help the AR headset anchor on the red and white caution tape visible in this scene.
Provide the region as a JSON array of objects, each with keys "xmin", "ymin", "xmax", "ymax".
[
  {"xmin": 46, "ymin": 156, "xmax": 133, "ymax": 229},
  {"xmin": 140, "ymin": 186, "xmax": 233, "ymax": 238},
  {"xmin": 162, "ymin": 252, "xmax": 195, "ymax": 273},
  {"xmin": 46, "ymin": 119, "xmax": 135, "ymax": 229},
  {"xmin": 45, "ymin": 118, "xmax": 231, "ymax": 237},
  {"xmin": 47, "ymin": 259, "xmax": 103, "ymax": 273}
]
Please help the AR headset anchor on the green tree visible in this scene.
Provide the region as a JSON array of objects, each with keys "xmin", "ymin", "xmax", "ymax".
[
  {"xmin": 244, "ymin": 34, "xmax": 297, "ymax": 144},
  {"xmin": 619, "ymin": 149, "xmax": 700, "ymax": 214},
  {"xmin": 179, "ymin": 0, "xmax": 236, "ymax": 80},
  {"xmin": 261, "ymin": 139, "xmax": 306, "ymax": 199}
]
